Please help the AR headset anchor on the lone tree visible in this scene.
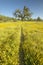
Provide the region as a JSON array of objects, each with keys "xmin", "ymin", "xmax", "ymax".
[
  {"xmin": 13, "ymin": 6, "xmax": 32, "ymax": 21},
  {"xmin": 37, "ymin": 16, "xmax": 42, "ymax": 21}
]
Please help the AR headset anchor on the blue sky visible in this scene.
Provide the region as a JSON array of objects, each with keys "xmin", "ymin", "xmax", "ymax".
[{"xmin": 0, "ymin": 0, "xmax": 43, "ymax": 19}]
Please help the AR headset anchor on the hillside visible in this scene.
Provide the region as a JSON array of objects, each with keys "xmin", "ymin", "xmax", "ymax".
[{"xmin": 0, "ymin": 15, "xmax": 16, "ymax": 22}]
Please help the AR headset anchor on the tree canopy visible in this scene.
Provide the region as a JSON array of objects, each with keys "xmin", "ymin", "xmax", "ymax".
[{"xmin": 13, "ymin": 6, "xmax": 32, "ymax": 21}]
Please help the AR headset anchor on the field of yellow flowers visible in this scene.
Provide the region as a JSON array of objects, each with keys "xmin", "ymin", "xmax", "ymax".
[{"xmin": 0, "ymin": 21, "xmax": 43, "ymax": 65}]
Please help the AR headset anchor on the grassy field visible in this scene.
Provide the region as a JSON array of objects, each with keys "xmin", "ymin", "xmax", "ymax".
[{"xmin": 0, "ymin": 21, "xmax": 43, "ymax": 65}]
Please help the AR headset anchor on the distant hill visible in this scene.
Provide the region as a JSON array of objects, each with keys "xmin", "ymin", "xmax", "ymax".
[{"xmin": 0, "ymin": 15, "xmax": 16, "ymax": 22}]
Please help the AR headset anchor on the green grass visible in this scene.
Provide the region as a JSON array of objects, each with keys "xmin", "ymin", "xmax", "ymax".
[{"xmin": 0, "ymin": 21, "xmax": 43, "ymax": 65}]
